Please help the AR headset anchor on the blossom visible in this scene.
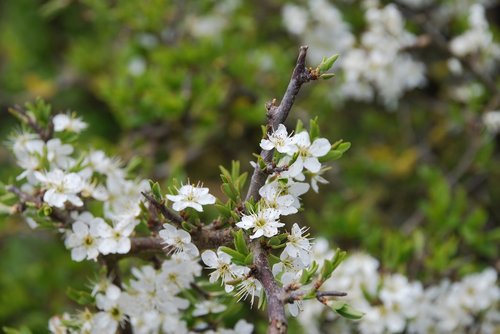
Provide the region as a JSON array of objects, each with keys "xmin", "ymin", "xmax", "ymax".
[
  {"xmin": 201, "ymin": 248, "xmax": 246, "ymax": 291},
  {"xmin": 192, "ymin": 300, "xmax": 226, "ymax": 316},
  {"xmin": 166, "ymin": 183, "xmax": 216, "ymax": 212},
  {"xmin": 260, "ymin": 124, "xmax": 296, "ymax": 154},
  {"xmin": 219, "ymin": 320, "xmax": 254, "ymax": 334},
  {"xmin": 288, "ymin": 132, "xmax": 331, "ymax": 176},
  {"xmin": 64, "ymin": 219, "xmax": 105, "ymax": 261},
  {"xmin": 235, "ymin": 276, "xmax": 262, "ymax": 307},
  {"xmin": 159, "ymin": 224, "xmax": 199, "ymax": 257},
  {"xmin": 283, "ymin": 223, "xmax": 312, "ymax": 263},
  {"xmin": 483, "ymin": 111, "xmax": 500, "ymax": 134},
  {"xmin": 53, "ymin": 113, "xmax": 88, "ymax": 133},
  {"xmin": 45, "ymin": 138, "xmax": 75, "ymax": 169},
  {"xmin": 236, "ymin": 208, "xmax": 284, "ymax": 239},
  {"xmin": 259, "ymin": 182, "xmax": 297, "ymax": 215},
  {"xmin": 98, "ymin": 220, "xmax": 134, "ymax": 255},
  {"xmin": 35, "ymin": 169, "xmax": 85, "ymax": 208}
]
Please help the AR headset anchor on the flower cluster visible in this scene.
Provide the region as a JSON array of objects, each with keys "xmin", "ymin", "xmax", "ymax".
[
  {"xmin": 49, "ymin": 262, "xmax": 254, "ymax": 334},
  {"xmin": 297, "ymin": 238, "xmax": 500, "ymax": 334},
  {"xmin": 8, "ymin": 109, "xmax": 148, "ymax": 261},
  {"xmin": 282, "ymin": 0, "xmax": 425, "ymax": 108},
  {"xmin": 281, "ymin": 0, "xmax": 499, "ymax": 109},
  {"xmin": 236, "ymin": 124, "xmax": 330, "ymax": 241}
]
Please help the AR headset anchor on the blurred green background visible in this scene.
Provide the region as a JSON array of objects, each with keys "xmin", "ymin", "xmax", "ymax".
[{"xmin": 1, "ymin": 0, "xmax": 499, "ymax": 332}]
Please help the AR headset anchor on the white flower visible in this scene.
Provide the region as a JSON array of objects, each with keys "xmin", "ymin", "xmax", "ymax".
[
  {"xmin": 219, "ymin": 320, "xmax": 254, "ymax": 334},
  {"xmin": 65, "ymin": 220, "xmax": 104, "ymax": 261},
  {"xmin": 201, "ymin": 248, "xmax": 246, "ymax": 292},
  {"xmin": 192, "ymin": 300, "xmax": 226, "ymax": 317},
  {"xmin": 166, "ymin": 183, "xmax": 216, "ymax": 212},
  {"xmin": 284, "ymin": 223, "xmax": 312, "ymax": 263},
  {"xmin": 260, "ymin": 124, "xmax": 296, "ymax": 154},
  {"xmin": 272, "ymin": 251, "xmax": 308, "ymax": 277},
  {"xmin": 159, "ymin": 223, "xmax": 199, "ymax": 257},
  {"xmin": 483, "ymin": 111, "xmax": 500, "ymax": 134},
  {"xmin": 98, "ymin": 221, "xmax": 134, "ymax": 255},
  {"xmin": 45, "ymin": 138, "xmax": 74, "ymax": 169},
  {"xmin": 235, "ymin": 276, "xmax": 262, "ymax": 307},
  {"xmin": 288, "ymin": 132, "xmax": 331, "ymax": 176},
  {"xmin": 35, "ymin": 169, "xmax": 84, "ymax": 208},
  {"xmin": 236, "ymin": 208, "xmax": 284, "ymax": 239},
  {"xmin": 53, "ymin": 113, "xmax": 88, "ymax": 133},
  {"xmin": 259, "ymin": 182, "xmax": 297, "ymax": 215},
  {"xmin": 310, "ymin": 170, "xmax": 329, "ymax": 193}
]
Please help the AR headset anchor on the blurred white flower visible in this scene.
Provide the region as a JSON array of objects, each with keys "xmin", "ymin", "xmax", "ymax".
[{"xmin": 53, "ymin": 113, "xmax": 87, "ymax": 133}]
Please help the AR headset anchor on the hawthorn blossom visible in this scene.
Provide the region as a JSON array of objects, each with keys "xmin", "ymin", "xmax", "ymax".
[
  {"xmin": 159, "ymin": 223, "xmax": 199, "ymax": 257},
  {"xmin": 236, "ymin": 208, "xmax": 284, "ymax": 239},
  {"xmin": 288, "ymin": 131, "xmax": 331, "ymax": 177},
  {"xmin": 272, "ymin": 251, "xmax": 308, "ymax": 276},
  {"xmin": 166, "ymin": 183, "xmax": 216, "ymax": 212},
  {"xmin": 98, "ymin": 220, "xmax": 134, "ymax": 255},
  {"xmin": 192, "ymin": 300, "xmax": 226, "ymax": 316},
  {"xmin": 53, "ymin": 113, "xmax": 88, "ymax": 133},
  {"xmin": 260, "ymin": 124, "xmax": 295, "ymax": 154},
  {"xmin": 46, "ymin": 138, "xmax": 75, "ymax": 169},
  {"xmin": 35, "ymin": 169, "xmax": 85, "ymax": 208},
  {"xmin": 92, "ymin": 285, "xmax": 127, "ymax": 334},
  {"xmin": 64, "ymin": 218, "xmax": 106, "ymax": 261},
  {"xmin": 235, "ymin": 276, "xmax": 262, "ymax": 307},
  {"xmin": 284, "ymin": 223, "xmax": 312, "ymax": 262},
  {"xmin": 201, "ymin": 248, "xmax": 246, "ymax": 291},
  {"xmin": 310, "ymin": 170, "xmax": 329, "ymax": 193},
  {"xmin": 259, "ymin": 182, "xmax": 297, "ymax": 215},
  {"xmin": 219, "ymin": 320, "xmax": 254, "ymax": 334}
]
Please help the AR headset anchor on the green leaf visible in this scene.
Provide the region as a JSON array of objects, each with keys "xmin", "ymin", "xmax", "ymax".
[
  {"xmin": 219, "ymin": 246, "xmax": 246, "ymax": 263},
  {"xmin": 320, "ymin": 73, "xmax": 336, "ymax": 80},
  {"xmin": 337, "ymin": 142, "xmax": 351, "ymax": 153},
  {"xmin": 233, "ymin": 230, "xmax": 249, "ymax": 255},
  {"xmin": 215, "ymin": 203, "xmax": 233, "ymax": 218},
  {"xmin": 318, "ymin": 54, "xmax": 339, "ymax": 73},
  {"xmin": 3, "ymin": 326, "xmax": 33, "ymax": 334},
  {"xmin": 295, "ymin": 119, "xmax": 304, "ymax": 134},
  {"xmin": 149, "ymin": 180, "xmax": 163, "ymax": 200},
  {"xmin": 333, "ymin": 303, "xmax": 364, "ymax": 320},
  {"xmin": 309, "ymin": 117, "xmax": 320, "ymax": 140},
  {"xmin": 66, "ymin": 287, "xmax": 94, "ymax": 305},
  {"xmin": 244, "ymin": 253, "xmax": 254, "ymax": 265}
]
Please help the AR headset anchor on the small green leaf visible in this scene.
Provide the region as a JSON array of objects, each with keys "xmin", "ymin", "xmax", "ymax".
[
  {"xmin": 3, "ymin": 326, "xmax": 33, "ymax": 334},
  {"xmin": 149, "ymin": 180, "xmax": 163, "ymax": 200},
  {"xmin": 66, "ymin": 287, "xmax": 94, "ymax": 306},
  {"xmin": 320, "ymin": 73, "xmax": 336, "ymax": 80},
  {"xmin": 234, "ymin": 230, "xmax": 249, "ymax": 255},
  {"xmin": 337, "ymin": 142, "xmax": 351, "ymax": 153},
  {"xmin": 333, "ymin": 303, "xmax": 364, "ymax": 320},
  {"xmin": 295, "ymin": 119, "xmax": 304, "ymax": 134},
  {"xmin": 244, "ymin": 253, "xmax": 254, "ymax": 265},
  {"xmin": 318, "ymin": 54, "xmax": 340, "ymax": 73},
  {"xmin": 219, "ymin": 246, "xmax": 246, "ymax": 263},
  {"xmin": 309, "ymin": 117, "xmax": 320, "ymax": 140}
]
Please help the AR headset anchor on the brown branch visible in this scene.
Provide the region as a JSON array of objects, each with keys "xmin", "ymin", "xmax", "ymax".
[
  {"xmin": 9, "ymin": 105, "xmax": 53, "ymax": 142},
  {"xmin": 246, "ymin": 46, "xmax": 317, "ymax": 203},
  {"xmin": 244, "ymin": 46, "xmax": 320, "ymax": 334},
  {"xmin": 287, "ymin": 290, "xmax": 347, "ymax": 303},
  {"xmin": 252, "ymin": 242, "xmax": 287, "ymax": 334}
]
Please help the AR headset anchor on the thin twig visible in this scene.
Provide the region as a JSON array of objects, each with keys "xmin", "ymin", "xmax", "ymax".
[{"xmin": 142, "ymin": 191, "xmax": 184, "ymax": 226}]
